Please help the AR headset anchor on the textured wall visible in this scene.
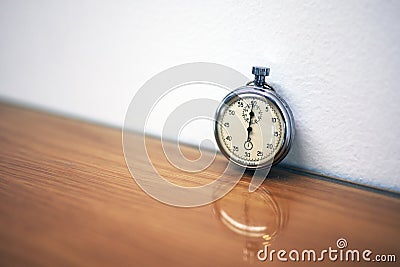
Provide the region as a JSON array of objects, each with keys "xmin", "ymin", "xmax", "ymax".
[{"xmin": 1, "ymin": 0, "xmax": 399, "ymax": 191}]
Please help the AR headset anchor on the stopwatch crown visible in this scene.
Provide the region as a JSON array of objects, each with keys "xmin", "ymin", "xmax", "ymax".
[{"xmin": 252, "ymin": 66, "xmax": 270, "ymax": 76}]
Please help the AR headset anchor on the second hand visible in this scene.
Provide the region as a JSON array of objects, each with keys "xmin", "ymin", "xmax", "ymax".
[{"xmin": 244, "ymin": 101, "xmax": 255, "ymax": 150}]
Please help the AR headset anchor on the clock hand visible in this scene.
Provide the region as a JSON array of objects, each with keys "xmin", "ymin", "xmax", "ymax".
[
  {"xmin": 246, "ymin": 102, "xmax": 255, "ymax": 141},
  {"xmin": 246, "ymin": 126, "xmax": 252, "ymax": 141}
]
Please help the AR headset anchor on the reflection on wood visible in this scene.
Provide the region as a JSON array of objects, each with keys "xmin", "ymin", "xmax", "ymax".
[{"xmin": 213, "ymin": 180, "xmax": 288, "ymax": 262}]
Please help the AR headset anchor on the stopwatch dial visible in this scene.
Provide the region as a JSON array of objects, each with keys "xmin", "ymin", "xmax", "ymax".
[{"xmin": 216, "ymin": 94, "xmax": 285, "ymax": 167}]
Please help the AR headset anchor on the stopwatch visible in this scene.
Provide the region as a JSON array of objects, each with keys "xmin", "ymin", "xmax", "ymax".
[{"xmin": 214, "ymin": 67, "xmax": 295, "ymax": 169}]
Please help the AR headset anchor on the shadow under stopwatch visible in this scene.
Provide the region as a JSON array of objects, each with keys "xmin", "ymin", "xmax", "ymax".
[{"xmin": 213, "ymin": 179, "xmax": 289, "ymax": 262}]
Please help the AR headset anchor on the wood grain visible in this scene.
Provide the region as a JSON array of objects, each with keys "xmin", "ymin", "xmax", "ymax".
[{"xmin": 0, "ymin": 103, "xmax": 399, "ymax": 267}]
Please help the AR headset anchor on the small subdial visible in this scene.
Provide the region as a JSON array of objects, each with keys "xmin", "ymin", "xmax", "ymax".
[
  {"xmin": 244, "ymin": 140, "xmax": 253, "ymax": 150},
  {"xmin": 242, "ymin": 103, "xmax": 262, "ymax": 124}
]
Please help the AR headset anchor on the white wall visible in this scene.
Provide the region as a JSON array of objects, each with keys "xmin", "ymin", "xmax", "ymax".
[{"xmin": 1, "ymin": 0, "xmax": 399, "ymax": 192}]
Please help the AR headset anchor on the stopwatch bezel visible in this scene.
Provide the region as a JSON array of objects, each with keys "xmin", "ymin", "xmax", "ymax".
[{"xmin": 214, "ymin": 86, "xmax": 295, "ymax": 169}]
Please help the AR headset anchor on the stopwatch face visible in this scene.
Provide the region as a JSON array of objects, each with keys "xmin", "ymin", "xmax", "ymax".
[{"xmin": 215, "ymin": 91, "xmax": 286, "ymax": 168}]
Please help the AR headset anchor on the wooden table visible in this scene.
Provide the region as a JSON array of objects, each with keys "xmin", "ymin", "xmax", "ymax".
[{"xmin": 0, "ymin": 103, "xmax": 399, "ymax": 266}]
